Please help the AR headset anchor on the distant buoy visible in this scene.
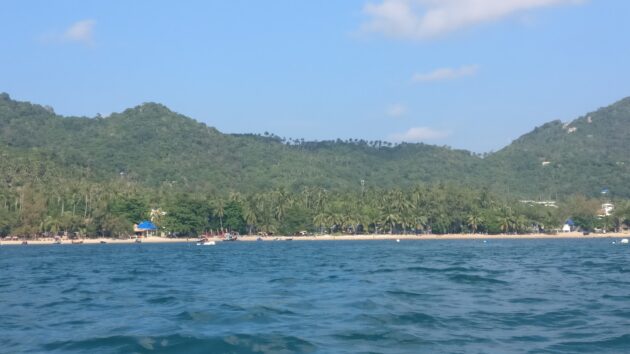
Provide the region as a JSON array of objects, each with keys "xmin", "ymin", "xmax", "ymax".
[
  {"xmin": 483, "ymin": 240, "xmax": 487, "ymax": 243},
  {"xmin": 612, "ymin": 241, "xmax": 616, "ymax": 244},
  {"xmin": 396, "ymin": 239, "xmax": 400, "ymax": 243},
  {"xmin": 621, "ymin": 239, "xmax": 629, "ymax": 244}
]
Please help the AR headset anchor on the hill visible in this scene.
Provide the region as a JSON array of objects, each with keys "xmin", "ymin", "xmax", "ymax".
[
  {"xmin": 486, "ymin": 97, "xmax": 630, "ymax": 198},
  {"xmin": 1, "ymin": 92, "xmax": 630, "ymax": 198},
  {"xmin": 0, "ymin": 92, "xmax": 484, "ymax": 193}
]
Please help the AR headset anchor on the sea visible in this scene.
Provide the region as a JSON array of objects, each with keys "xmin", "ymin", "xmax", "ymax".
[{"xmin": 1, "ymin": 239, "xmax": 629, "ymax": 354}]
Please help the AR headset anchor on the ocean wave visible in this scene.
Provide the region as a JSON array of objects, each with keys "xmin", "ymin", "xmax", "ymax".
[
  {"xmin": 448, "ymin": 273, "xmax": 508, "ymax": 285},
  {"xmin": 44, "ymin": 333, "xmax": 317, "ymax": 353},
  {"xmin": 545, "ymin": 333, "xmax": 630, "ymax": 353},
  {"xmin": 361, "ymin": 311, "xmax": 442, "ymax": 327},
  {"xmin": 146, "ymin": 295, "xmax": 179, "ymax": 305},
  {"xmin": 3, "ymin": 239, "xmax": 629, "ymax": 353}
]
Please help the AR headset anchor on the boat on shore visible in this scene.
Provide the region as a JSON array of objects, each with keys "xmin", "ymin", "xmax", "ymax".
[{"xmin": 223, "ymin": 233, "xmax": 238, "ymax": 242}]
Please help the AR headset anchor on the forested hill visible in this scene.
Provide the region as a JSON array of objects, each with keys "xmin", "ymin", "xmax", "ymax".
[
  {"xmin": 1, "ymin": 92, "xmax": 629, "ymax": 197},
  {"xmin": 0, "ymin": 93, "xmax": 483, "ymax": 193},
  {"xmin": 486, "ymin": 96, "xmax": 630, "ymax": 198}
]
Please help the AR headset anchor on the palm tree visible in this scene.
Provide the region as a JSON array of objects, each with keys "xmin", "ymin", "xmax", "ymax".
[
  {"xmin": 467, "ymin": 213, "xmax": 482, "ymax": 234},
  {"xmin": 381, "ymin": 209, "xmax": 400, "ymax": 234},
  {"xmin": 329, "ymin": 212, "xmax": 345, "ymax": 234},
  {"xmin": 313, "ymin": 212, "xmax": 328, "ymax": 234},
  {"xmin": 213, "ymin": 199, "xmax": 225, "ymax": 231},
  {"xmin": 273, "ymin": 187, "xmax": 292, "ymax": 222},
  {"xmin": 414, "ymin": 215, "xmax": 428, "ymax": 234},
  {"xmin": 228, "ymin": 191, "xmax": 243, "ymax": 203},
  {"xmin": 313, "ymin": 188, "xmax": 328, "ymax": 213},
  {"xmin": 242, "ymin": 205, "xmax": 257, "ymax": 235},
  {"xmin": 42, "ymin": 215, "xmax": 60, "ymax": 235},
  {"xmin": 498, "ymin": 209, "xmax": 515, "ymax": 234},
  {"xmin": 515, "ymin": 215, "xmax": 529, "ymax": 234}
]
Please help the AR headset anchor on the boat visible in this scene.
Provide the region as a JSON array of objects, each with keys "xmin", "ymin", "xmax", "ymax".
[
  {"xmin": 196, "ymin": 238, "xmax": 216, "ymax": 246},
  {"xmin": 71, "ymin": 240, "xmax": 83, "ymax": 244},
  {"xmin": 256, "ymin": 237, "xmax": 263, "ymax": 242},
  {"xmin": 223, "ymin": 233, "xmax": 238, "ymax": 242},
  {"xmin": 285, "ymin": 238, "xmax": 293, "ymax": 241},
  {"xmin": 135, "ymin": 238, "xmax": 142, "ymax": 243},
  {"xmin": 100, "ymin": 240, "xmax": 107, "ymax": 244},
  {"xmin": 621, "ymin": 238, "xmax": 629, "ymax": 244}
]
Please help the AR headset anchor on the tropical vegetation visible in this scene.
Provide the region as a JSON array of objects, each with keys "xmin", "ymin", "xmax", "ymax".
[{"xmin": 2, "ymin": 92, "xmax": 630, "ymax": 238}]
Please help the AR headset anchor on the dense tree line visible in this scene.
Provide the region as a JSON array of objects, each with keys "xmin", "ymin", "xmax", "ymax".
[{"xmin": 2, "ymin": 176, "xmax": 629, "ymax": 239}]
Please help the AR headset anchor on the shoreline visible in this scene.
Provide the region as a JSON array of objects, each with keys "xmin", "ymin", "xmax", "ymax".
[{"xmin": 1, "ymin": 232, "xmax": 628, "ymax": 245}]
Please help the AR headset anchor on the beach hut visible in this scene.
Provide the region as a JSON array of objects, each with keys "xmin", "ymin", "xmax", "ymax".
[{"xmin": 134, "ymin": 220, "xmax": 158, "ymax": 238}]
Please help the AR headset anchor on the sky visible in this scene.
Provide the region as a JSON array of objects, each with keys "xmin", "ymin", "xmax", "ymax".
[{"xmin": 1, "ymin": 0, "xmax": 629, "ymax": 152}]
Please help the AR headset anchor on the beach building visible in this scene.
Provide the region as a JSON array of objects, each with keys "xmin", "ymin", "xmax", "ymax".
[
  {"xmin": 562, "ymin": 219, "xmax": 575, "ymax": 232},
  {"xmin": 134, "ymin": 220, "xmax": 158, "ymax": 237},
  {"xmin": 599, "ymin": 203, "xmax": 614, "ymax": 217}
]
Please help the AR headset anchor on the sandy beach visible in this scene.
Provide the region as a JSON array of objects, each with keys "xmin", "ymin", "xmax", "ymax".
[{"xmin": 1, "ymin": 232, "xmax": 628, "ymax": 246}]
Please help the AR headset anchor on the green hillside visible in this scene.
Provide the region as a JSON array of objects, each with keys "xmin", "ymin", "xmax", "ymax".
[
  {"xmin": 487, "ymin": 97, "xmax": 630, "ymax": 198},
  {"xmin": 0, "ymin": 92, "xmax": 484, "ymax": 193},
  {"xmin": 2, "ymin": 92, "xmax": 630, "ymax": 198},
  {"xmin": 2, "ymin": 92, "xmax": 630, "ymax": 237}
]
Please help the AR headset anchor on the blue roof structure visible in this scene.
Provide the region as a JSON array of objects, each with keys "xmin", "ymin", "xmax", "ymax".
[
  {"xmin": 137, "ymin": 220, "xmax": 157, "ymax": 230},
  {"xmin": 565, "ymin": 218, "xmax": 575, "ymax": 226}
]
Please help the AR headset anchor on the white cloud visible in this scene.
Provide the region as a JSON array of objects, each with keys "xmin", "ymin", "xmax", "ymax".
[
  {"xmin": 62, "ymin": 19, "xmax": 96, "ymax": 45},
  {"xmin": 389, "ymin": 126, "xmax": 450, "ymax": 142},
  {"xmin": 360, "ymin": 0, "xmax": 582, "ymax": 39},
  {"xmin": 387, "ymin": 103, "xmax": 407, "ymax": 117},
  {"xmin": 412, "ymin": 64, "xmax": 478, "ymax": 82}
]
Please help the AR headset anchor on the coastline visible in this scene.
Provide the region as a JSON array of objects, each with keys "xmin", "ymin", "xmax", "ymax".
[{"xmin": 1, "ymin": 232, "xmax": 628, "ymax": 245}]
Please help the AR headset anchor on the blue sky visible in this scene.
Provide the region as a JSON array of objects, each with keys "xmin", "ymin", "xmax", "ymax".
[{"xmin": 1, "ymin": 0, "xmax": 629, "ymax": 152}]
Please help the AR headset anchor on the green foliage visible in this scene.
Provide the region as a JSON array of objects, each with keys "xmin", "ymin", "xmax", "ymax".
[
  {"xmin": 162, "ymin": 195, "xmax": 211, "ymax": 236},
  {"xmin": 109, "ymin": 196, "xmax": 148, "ymax": 224},
  {"xmin": 278, "ymin": 207, "xmax": 314, "ymax": 236},
  {"xmin": 1, "ymin": 93, "xmax": 630, "ymax": 238},
  {"xmin": 487, "ymin": 97, "xmax": 630, "ymax": 198},
  {"xmin": 222, "ymin": 201, "xmax": 245, "ymax": 233}
]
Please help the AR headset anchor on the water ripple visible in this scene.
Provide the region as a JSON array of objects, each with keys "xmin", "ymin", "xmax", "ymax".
[{"xmin": 1, "ymin": 239, "xmax": 628, "ymax": 353}]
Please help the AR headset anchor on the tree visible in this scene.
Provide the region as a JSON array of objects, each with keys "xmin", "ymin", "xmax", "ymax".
[
  {"xmin": 163, "ymin": 195, "xmax": 210, "ymax": 236},
  {"xmin": 223, "ymin": 200, "xmax": 245, "ymax": 233},
  {"xmin": 109, "ymin": 196, "xmax": 148, "ymax": 224},
  {"xmin": 102, "ymin": 215, "xmax": 133, "ymax": 238},
  {"xmin": 213, "ymin": 199, "xmax": 225, "ymax": 231},
  {"xmin": 467, "ymin": 212, "xmax": 482, "ymax": 234},
  {"xmin": 242, "ymin": 203, "xmax": 258, "ymax": 235},
  {"xmin": 313, "ymin": 212, "xmax": 329, "ymax": 234}
]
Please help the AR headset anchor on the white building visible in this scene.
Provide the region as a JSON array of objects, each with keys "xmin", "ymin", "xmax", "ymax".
[{"xmin": 600, "ymin": 203, "xmax": 614, "ymax": 217}]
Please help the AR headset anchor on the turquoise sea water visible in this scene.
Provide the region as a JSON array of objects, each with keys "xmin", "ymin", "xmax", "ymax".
[{"xmin": 1, "ymin": 239, "xmax": 629, "ymax": 353}]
